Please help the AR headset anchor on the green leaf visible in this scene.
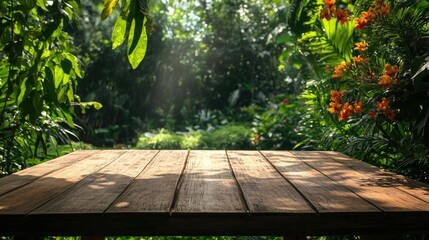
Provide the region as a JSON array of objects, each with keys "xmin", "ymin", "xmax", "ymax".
[
  {"xmin": 0, "ymin": 66, "xmax": 9, "ymax": 84},
  {"xmin": 127, "ymin": 8, "xmax": 147, "ymax": 69},
  {"xmin": 101, "ymin": 0, "xmax": 120, "ymax": 20},
  {"xmin": 44, "ymin": 67, "xmax": 58, "ymax": 104},
  {"xmin": 112, "ymin": 15, "xmax": 128, "ymax": 49},
  {"xmin": 112, "ymin": 0, "xmax": 131, "ymax": 50},
  {"xmin": 54, "ymin": 65, "xmax": 64, "ymax": 88},
  {"xmin": 17, "ymin": 78, "xmax": 28, "ymax": 105},
  {"xmin": 64, "ymin": 53, "xmax": 83, "ymax": 78},
  {"xmin": 66, "ymin": 86, "xmax": 74, "ymax": 101},
  {"xmin": 36, "ymin": 0, "xmax": 49, "ymax": 11},
  {"xmin": 276, "ymin": 33, "xmax": 294, "ymax": 44},
  {"xmin": 42, "ymin": 19, "xmax": 62, "ymax": 41},
  {"xmin": 79, "ymin": 101, "xmax": 103, "ymax": 113},
  {"xmin": 61, "ymin": 58, "xmax": 72, "ymax": 74},
  {"xmin": 64, "ymin": 6, "xmax": 74, "ymax": 21}
]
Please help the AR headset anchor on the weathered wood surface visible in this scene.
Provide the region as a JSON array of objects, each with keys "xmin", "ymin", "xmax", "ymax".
[{"xmin": 0, "ymin": 150, "xmax": 428, "ymax": 236}]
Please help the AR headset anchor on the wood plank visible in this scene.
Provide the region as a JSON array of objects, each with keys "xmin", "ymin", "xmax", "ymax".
[
  {"xmin": 320, "ymin": 151, "xmax": 429, "ymax": 204},
  {"xmin": 107, "ymin": 150, "xmax": 188, "ymax": 213},
  {"xmin": 0, "ymin": 150, "xmax": 125, "ymax": 214},
  {"xmin": 261, "ymin": 151, "xmax": 379, "ymax": 213},
  {"xmin": 173, "ymin": 150, "xmax": 247, "ymax": 213},
  {"xmin": 0, "ymin": 150, "xmax": 99, "ymax": 196},
  {"xmin": 226, "ymin": 150, "xmax": 315, "ymax": 213},
  {"xmin": 291, "ymin": 151, "xmax": 429, "ymax": 212},
  {"xmin": 31, "ymin": 150, "xmax": 159, "ymax": 214}
]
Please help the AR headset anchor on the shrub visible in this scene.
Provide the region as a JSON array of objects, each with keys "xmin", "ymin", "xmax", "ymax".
[
  {"xmin": 136, "ymin": 129, "xmax": 182, "ymax": 149},
  {"xmin": 248, "ymin": 97, "xmax": 303, "ymax": 150},
  {"xmin": 202, "ymin": 123, "xmax": 254, "ymax": 150},
  {"xmin": 136, "ymin": 124, "xmax": 254, "ymax": 150},
  {"xmin": 180, "ymin": 131, "xmax": 207, "ymax": 150}
]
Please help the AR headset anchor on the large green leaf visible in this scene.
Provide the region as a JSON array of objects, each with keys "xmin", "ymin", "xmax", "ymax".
[
  {"xmin": 112, "ymin": 0, "xmax": 131, "ymax": 50},
  {"xmin": 321, "ymin": 19, "xmax": 354, "ymax": 62},
  {"xmin": 127, "ymin": 6, "xmax": 147, "ymax": 69},
  {"xmin": 101, "ymin": 0, "xmax": 120, "ymax": 20}
]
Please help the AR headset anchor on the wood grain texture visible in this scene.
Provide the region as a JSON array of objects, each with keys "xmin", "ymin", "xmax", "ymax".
[
  {"xmin": 173, "ymin": 150, "xmax": 247, "ymax": 213},
  {"xmin": 31, "ymin": 150, "xmax": 159, "ymax": 214},
  {"xmin": 226, "ymin": 151, "xmax": 314, "ymax": 213},
  {"xmin": 320, "ymin": 151, "xmax": 429, "ymax": 204},
  {"xmin": 0, "ymin": 151, "xmax": 124, "ymax": 214},
  {"xmin": 261, "ymin": 151, "xmax": 379, "ymax": 213},
  {"xmin": 0, "ymin": 150, "xmax": 99, "ymax": 196},
  {"xmin": 107, "ymin": 150, "xmax": 188, "ymax": 213},
  {"xmin": 291, "ymin": 151, "xmax": 429, "ymax": 212}
]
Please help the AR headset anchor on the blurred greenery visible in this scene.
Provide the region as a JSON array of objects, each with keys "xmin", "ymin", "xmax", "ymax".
[{"xmin": 137, "ymin": 123, "xmax": 253, "ymax": 150}]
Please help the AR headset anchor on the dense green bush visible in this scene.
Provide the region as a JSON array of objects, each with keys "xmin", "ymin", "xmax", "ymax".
[
  {"xmin": 136, "ymin": 129, "xmax": 182, "ymax": 149},
  {"xmin": 0, "ymin": 0, "xmax": 84, "ymax": 175},
  {"xmin": 247, "ymin": 96, "xmax": 303, "ymax": 150},
  {"xmin": 202, "ymin": 124, "xmax": 254, "ymax": 150},
  {"xmin": 136, "ymin": 124, "xmax": 254, "ymax": 150}
]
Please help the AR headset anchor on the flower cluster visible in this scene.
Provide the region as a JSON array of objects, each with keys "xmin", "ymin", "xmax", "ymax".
[
  {"xmin": 378, "ymin": 64, "xmax": 399, "ymax": 88},
  {"xmin": 332, "ymin": 62, "xmax": 350, "ymax": 78},
  {"xmin": 354, "ymin": 0, "xmax": 390, "ymax": 30},
  {"xmin": 329, "ymin": 56, "xmax": 399, "ymax": 121},
  {"xmin": 374, "ymin": 97, "xmax": 395, "ymax": 120},
  {"xmin": 324, "ymin": 0, "xmax": 400, "ymax": 122},
  {"xmin": 328, "ymin": 42, "xmax": 399, "ymax": 122},
  {"xmin": 320, "ymin": 0, "xmax": 350, "ymax": 25},
  {"xmin": 328, "ymin": 90, "xmax": 363, "ymax": 121}
]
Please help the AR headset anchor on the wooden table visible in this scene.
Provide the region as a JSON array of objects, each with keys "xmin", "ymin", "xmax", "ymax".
[{"xmin": 0, "ymin": 150, "xmax": 429, "ymax": 237}]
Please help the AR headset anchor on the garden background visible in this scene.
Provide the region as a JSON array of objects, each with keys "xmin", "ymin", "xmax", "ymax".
[{"xmin": 1, "ymin": 0, "xmax": 428, "ymax": 192}]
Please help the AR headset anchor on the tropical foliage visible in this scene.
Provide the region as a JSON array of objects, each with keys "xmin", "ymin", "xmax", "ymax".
[
  {"xmin": 0, "ymin": 0, "xmax": 85, "ymax": 174},
  {"xmin": 281, "ymin": 0, "xmax": 429, "ymax": 181}
]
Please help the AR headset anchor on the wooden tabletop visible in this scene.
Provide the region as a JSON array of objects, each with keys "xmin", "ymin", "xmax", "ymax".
[{"xmin": 0, "ymin": 150, "xmax": 429, "ymax": 236}]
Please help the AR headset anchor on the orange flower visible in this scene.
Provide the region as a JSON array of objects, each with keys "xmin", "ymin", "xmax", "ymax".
[
  {"xmin": 379, "ymin": 4, "xmax": 389, "ymax": 15},
  {"xmin": 367, "ymin": 7, "xmax": 378, "ymax": 19},
  {"xmin": 323, "ymin": 0, "xmax": 335, "ymax": 7},
  {"xmin": 329, "ymin": 101, "xmax": 342, "ymax": 113},
  {"xmin": 353, "ymin": 101, "xmax": 363, "ymax": 113},
  {"xmin": 354, "ymin": 17, "xmax": 368, "ymax": 30},
  {"xmin": 320, "ymin": 8, "xmax": 333, "ymax": 21},
  {"xmin": 332, "ymin": 62, "xmax": 348, "ymax": 78},
  {"xmin": 335, "ymin": 9, "xmax": 350, "ymax": 24},
  {"xmin": 378, "ymin": 64, "xmax": 399, "ymax": 88},
  {"xmin": 378, "ymin": 74, "xmax": 392, "ymax": 88},
  {"xmin": 331, "ymin": 89, "xmax": 346, "ymax": 102},
  {"xmin": 354, "ymin": 41, "xmax": 368, "ymax": 52},
  {"xmin": 338, "ymin": 102, "xmax": 354, "ymax": 121},
  {"xmin": 373, "ymin": 1, "xmax": 390, "ymax": 15},
  {"xmin": 385, "ymin": 109, "xmax": 395, "ymax": 120},
  {"xmin": 361, "ymin": 11, "xmax": 372, "ymax": 20},
  {"xmin": 329, "ymin": 90, "xmax": 346, "ymax": 114},
  {"xmin": 331, "ymin": 90, "xmax": 341, "ymax": 102},
  {"xmin": 376, "ymin": 97, "xmax": 395, "ymax": 120},
  {"xmin": 369, "ymin": 111, "xmax": 377, "ymax": 118},
  {"xmin": 352, "ymin": 55, "xmax": 367, "ymax": 67},
  {"xmin": 384, "ymin": 64, "xmax": 399, "ymax": 76},
  {"xmin": 376, "ymin": 97, "xmax": 389, "ymax": 112}
]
